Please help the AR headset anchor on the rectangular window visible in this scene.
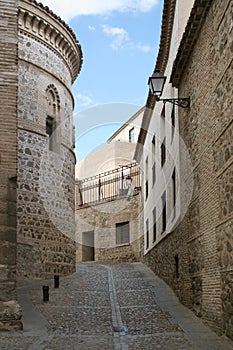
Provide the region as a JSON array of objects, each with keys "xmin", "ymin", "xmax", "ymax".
[
  {"xmin": 146, "ymin": 219, "xmax": 149, "ymax": 249},
  {"xmin": 162, "ymin": 191, "xmax": 166, "ymax": 233},
  {"xmin": 161, "ymin": 105, "xmax": 165, "ymax": 118},
  {"xmin": 145, "ymin": 156, "xmax": 149, "ymax": 200},
  {"xmin": 161, "ymin": 138, "xmax": 166, "ymax": 167},
  {"xmin": 152, "ymin": 135, "xmax": 155, "ymax": 156},
  {"xmin": 116, "ymin": 222, "xmax": 129, "ymax": 245},
  {"xmin": 46, "ymin": 116, "xmax": 53, "ymax": 136},
  {"xmin": 46, "ymin": 116, "xmax": 54, "ymax": 151},
  {"xmin": 152, "ymin": 163, "xmax": 156, "ymax": 186},
  {"xmin": 171, "ymin": 105, "xmax": 175, "ymax": 141},
  {"xmin": 145, "ymin": 180, "xmax": 149, "ymax": 200},
  {"xmin": 172, "ymin": 168, "xmax": 176, "ymax": 218},
  {"xmin": 152, "ymin": 136, "xmax": 156, "ymax": 186},
  {"xmin": 129, "ymin": 127, "xmax": 135, "ymax": 143},
  {"xmin": 145, "ymin": 156, "xmax": 148, "ymax": 177},
  {"xmin": 153, "ymin": 207, "xmax": 156, "ymax": 242}
]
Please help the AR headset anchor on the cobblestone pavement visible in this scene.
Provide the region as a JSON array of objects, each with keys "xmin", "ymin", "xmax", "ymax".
[{"xmin": 0, "ymin": 263, "xmax": 233, "ymax": 350}]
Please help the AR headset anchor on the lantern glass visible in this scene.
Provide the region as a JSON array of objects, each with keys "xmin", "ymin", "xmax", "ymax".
[{"xmin": 148, "ymin": 70, "xmax": 166, "ymax": 97}]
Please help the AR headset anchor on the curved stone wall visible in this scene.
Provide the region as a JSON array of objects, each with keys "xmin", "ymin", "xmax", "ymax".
[
  {"xmin": 17, "ymin": 0, "xmax": 82, "ymax": 283},
  {"xmin": 0, "ymin": 0, "xmax": 23, "ymax": 331}
]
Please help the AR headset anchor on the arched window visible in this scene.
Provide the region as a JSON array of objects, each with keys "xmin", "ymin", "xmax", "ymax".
[{"xmin": 45, "ymin": 85, "xmax": 60, "ymax": 151}]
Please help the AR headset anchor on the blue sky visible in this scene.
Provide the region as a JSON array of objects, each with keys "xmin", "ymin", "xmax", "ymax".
[{"xmin": 41, "ymin": 0, "xmax": 164, "ymax": 160}]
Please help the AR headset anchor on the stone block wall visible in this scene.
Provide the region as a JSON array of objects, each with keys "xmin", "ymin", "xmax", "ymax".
[
  {"xmin": 177, "ymin": 0, "xmax": 232, "ymax": 337},
  {"xmin": 143, "ymin": 217, "xmax": 192, "ymax": 308},
  {"xmin": 16, "ymin": 0, "xmax": 82, "ymax": 284},
  {"xmin": 143, "ymin": 0, "xmax": 233, "ymax": 339},
  {"xmin": 0, "ymin": 0, "xmax": 22, "ymax": 330},
  {"xmin": 76, "ymin": 194, "xmax": 143, "ymax": 263}
]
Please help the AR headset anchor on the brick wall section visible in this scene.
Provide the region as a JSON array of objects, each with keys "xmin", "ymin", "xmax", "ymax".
[
  {"xmin": 0, "ymin": 0, "xmax": 22, "ymax": 330},
  {"xmin": 143, "ymin": 0, "xmax": 233, "ymax": 339}
]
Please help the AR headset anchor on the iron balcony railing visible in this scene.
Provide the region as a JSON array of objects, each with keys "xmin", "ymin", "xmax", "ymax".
[{"xmin": 76, "ymin": 162, "xmax": 141, "ymax": 206}]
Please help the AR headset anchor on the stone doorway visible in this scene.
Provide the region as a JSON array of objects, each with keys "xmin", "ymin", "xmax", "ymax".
[{"xmin": 82, "ymin": 231, "xmax": 95, "ymax": 261}]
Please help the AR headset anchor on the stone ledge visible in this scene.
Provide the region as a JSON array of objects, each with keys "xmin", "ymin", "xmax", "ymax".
[{"xmin": 18, "ymin": 0, "xmax": 82, "ymax": 82}]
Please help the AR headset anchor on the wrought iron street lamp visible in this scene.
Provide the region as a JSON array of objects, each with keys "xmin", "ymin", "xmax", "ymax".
[{"xmin": 148, "ymin": 70, "xmax": 190, "ymax": 109}]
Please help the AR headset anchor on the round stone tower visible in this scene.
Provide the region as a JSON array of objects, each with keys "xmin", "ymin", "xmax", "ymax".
[{"xmin": 17, "ymin": 0, "xmax": 82, "ymax": 283}]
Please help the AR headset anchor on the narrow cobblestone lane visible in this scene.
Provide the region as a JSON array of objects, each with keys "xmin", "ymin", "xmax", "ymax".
[{"xmin": 0, "ymin": 263, "xmax": 232, "ymax": 350}]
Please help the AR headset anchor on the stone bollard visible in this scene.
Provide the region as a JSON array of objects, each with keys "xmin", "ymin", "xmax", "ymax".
[
  {"xmin": 54, "ymin": 275, "xmax": 59, "ymax": 288},
  {"xmin": 43, "ymin": 285, "xmax": 49, "ymax": 302}
]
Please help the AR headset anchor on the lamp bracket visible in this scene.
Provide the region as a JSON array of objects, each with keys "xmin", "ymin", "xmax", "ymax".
[{"xmin": 157, "ymin": 97, "xmax": 190, "ymax": 109}]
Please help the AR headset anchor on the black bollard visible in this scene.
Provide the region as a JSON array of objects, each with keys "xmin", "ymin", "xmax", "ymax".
[
  {"xmin": 54, "ymin": 275, "xmax": 59, "ymax": 288},
  {"xmin": 43, "ymin": 285, "xmax": 49, "ymax": 302}
]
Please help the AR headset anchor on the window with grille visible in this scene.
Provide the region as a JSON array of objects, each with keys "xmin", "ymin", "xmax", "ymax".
[{"xmin": 116, "ymin": 222, "xmax": 129, "ymax": 245}]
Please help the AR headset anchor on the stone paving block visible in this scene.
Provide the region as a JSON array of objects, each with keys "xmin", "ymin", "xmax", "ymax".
[
  {"xmin": 117, "ymin": 289, "xmax": 157, "ymax": 307},
  {"xmin": 120, "ymin": 305, "xmax": 182, "ymax": 335},
  {"xmin": 114, "ymin": 277, "xmax": 152, "ymax": 290},
  {"xmin": 127, "ymin": 334, "xmax": 194, "ymax": 350},
  {"xmin": 44, "ymin": 335, "xmax": 114, "ymax": 350},
  {"xmin": 0, "ymin": 334, "xmax": 36, "ymax": 349},
  {"xmin": 54, "ymin": 307, "xmax": 113, "ymax": 336},
  {"xmin": 1, "ymin": 262, "xmax": 232, "ymax": 350}
]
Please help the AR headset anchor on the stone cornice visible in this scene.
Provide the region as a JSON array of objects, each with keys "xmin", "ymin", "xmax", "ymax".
[
  {"xmin": 134, "ymin": 0, "xmax": 176, "ymax": 160},
  {"xmin": 170, "ymin": 0, "xmax": 213, "ymax": 87},
  {"xmin": 155, "ymin": 0, "xmax": 176, "ymax": 73},
  {"xmin": 18, "ymin": 0, "xmax": 83, "ymax": 83}
]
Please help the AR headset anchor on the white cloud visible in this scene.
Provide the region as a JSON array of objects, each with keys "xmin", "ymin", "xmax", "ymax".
[
  {"xmin": 134, "ymin": 43, "xmax": 153, "ymax": 52},
  {"xmin": 102, "ymin": 25, "xmax": 153, "ymax": 52},
  {"xmin": 88, "ymin": 26, "xmax": 96, "ymax": 31},
  {"xmin": 76, "ymin": 94, "xmax": 93, "ymax": 107},
  {"xmin": 41, "ymin": 0, "xmax": 158, "ymax": 21},
  {"xmin": 102, "ymin": 25, "xmax": 129, "ymax": 51}
]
